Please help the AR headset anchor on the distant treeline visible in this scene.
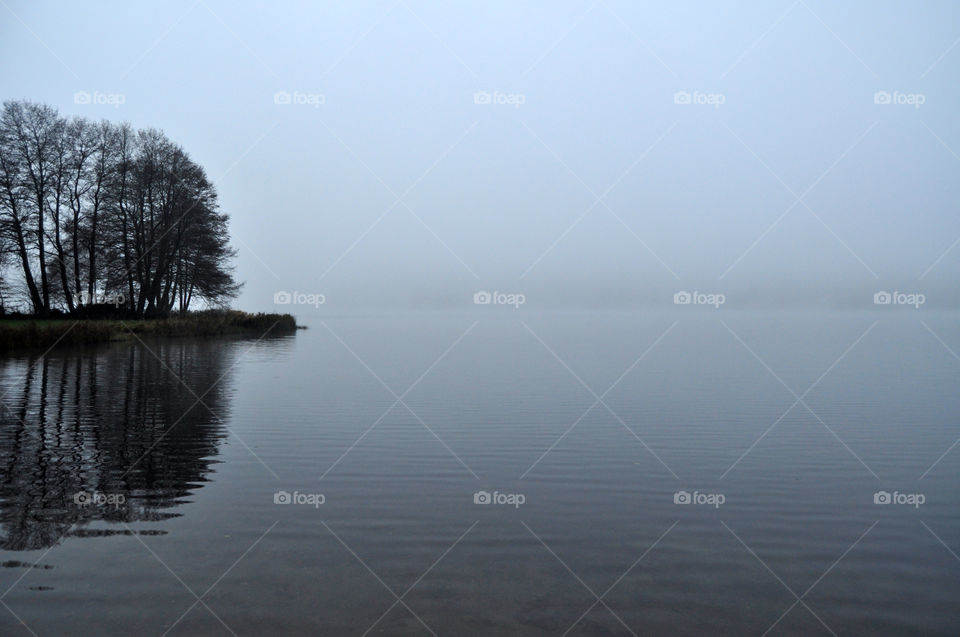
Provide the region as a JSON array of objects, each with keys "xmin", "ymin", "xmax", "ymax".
[{"xmin": 0, "ymin": 100, "xmax": 241, "ymax": 317}]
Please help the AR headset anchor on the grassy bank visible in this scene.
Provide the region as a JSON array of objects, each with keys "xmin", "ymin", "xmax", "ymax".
[{"xmin": 0, "ymin": 310, "xmax": 297, "ymax": 352}]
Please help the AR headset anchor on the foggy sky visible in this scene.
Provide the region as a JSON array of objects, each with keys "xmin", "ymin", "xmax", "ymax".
[{"xmin": 2, "ymin": 1, "xmax": 958, "ymax": 313}]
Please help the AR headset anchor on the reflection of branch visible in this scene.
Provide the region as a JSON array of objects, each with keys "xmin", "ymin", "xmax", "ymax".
[
  {"xmin": 0, "ymin": 338, "xmax": 238, "ymax": 550},
  {"xmin": 69, "ymin": 529, "xmax": 169, "ymax": 539}
]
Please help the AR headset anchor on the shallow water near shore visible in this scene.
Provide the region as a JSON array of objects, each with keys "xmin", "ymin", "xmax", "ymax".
[{"xmin": 1, "ymin": 309, "xmax": 958, "ymax": 636}]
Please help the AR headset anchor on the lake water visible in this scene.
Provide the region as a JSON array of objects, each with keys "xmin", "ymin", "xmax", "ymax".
[{"xmin": 1, "ymin": 310, "xmax": 958, "ymax": 636}]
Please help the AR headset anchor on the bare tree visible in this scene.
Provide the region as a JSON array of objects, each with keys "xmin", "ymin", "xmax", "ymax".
[{"xmin": 0, "ymin": 101, "xmax": 242, "ymax": 317}]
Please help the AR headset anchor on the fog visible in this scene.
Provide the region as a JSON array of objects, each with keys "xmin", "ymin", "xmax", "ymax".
[{"xmin": 3, "ymin": 1, "xmax": 958, "ymax": 312}]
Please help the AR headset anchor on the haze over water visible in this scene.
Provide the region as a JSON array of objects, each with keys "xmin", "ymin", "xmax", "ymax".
[
  {"xmin": 2, "ymin": 1, "xmax": 960, "ymax": 635},
  {"xmin": 1, "ymin": 310, "xmax": 958, "ymax": 635}
]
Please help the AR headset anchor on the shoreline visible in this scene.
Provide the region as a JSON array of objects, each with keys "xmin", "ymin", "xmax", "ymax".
[{"xmin": 0, "ymin": 311, "xmax": 297, "ymax": 353}]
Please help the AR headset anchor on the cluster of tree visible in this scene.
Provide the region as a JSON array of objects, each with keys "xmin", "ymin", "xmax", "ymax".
[{"xmin": 0, "ymin": 100, "xmax": 241, "ymax": 317}]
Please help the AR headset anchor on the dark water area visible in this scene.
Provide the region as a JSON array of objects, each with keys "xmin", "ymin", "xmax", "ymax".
[{"xmin": 0, "ymin": 310, "xmax": 958, "ymax": 635}]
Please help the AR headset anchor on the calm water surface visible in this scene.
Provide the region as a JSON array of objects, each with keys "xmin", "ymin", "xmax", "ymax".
[{"xmin": 1, "ymin": 310, "xmax": 958, "ymax": 635}]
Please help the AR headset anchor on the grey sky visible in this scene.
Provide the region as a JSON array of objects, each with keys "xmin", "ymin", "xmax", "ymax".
[{"xmin": 2, "ymin": 1, "xmax": 958, "ymax": 312}]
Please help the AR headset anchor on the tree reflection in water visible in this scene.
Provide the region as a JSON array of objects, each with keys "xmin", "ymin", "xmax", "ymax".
[{"xmin": 0, "ymin": 338, "xmax": 238, "ymax": 551}]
